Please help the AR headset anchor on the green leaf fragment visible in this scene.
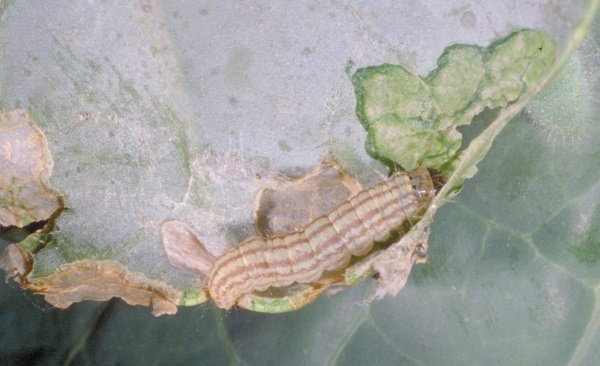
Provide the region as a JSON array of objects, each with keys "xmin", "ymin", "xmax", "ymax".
[
  {"xmin": 365, "ymin": 116, "xmax": 462, "ymax": 170},
  {"xmin": 426, "ymin": 45, "xmax": 486, "ymax": 121},
  {"xmin": 483, "ymin": 29, "xmax": 557, "ymax": 109},
  {"xmin": 352, "ymin": 64, "xmax": 433, "ymax": 129},
  {"xmin": 0, "ymin": 109, "xmax": 62, "ymax": 227},
  {"xmin": 16, "ymin": 233, "xmax": 51, "ymax": 253},
  {"xmin": 179, "ymin": 289, "xmax": 208, "ymax": 306},
  {"xmin": 247, "ymin": 296, "xmax": 296, "ymax": 313},
  {"xmin": 345, "ymin": 262, "xmax": 375, "ymax": 286},
  {"xmin": 352, "ymin": 29, "xmax": 556, "ymax": 171}
]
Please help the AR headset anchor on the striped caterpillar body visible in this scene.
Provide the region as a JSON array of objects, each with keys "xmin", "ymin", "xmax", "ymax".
[{"xmin": 208, "ymin": 168, "xmax": 435, "ymax": 309}]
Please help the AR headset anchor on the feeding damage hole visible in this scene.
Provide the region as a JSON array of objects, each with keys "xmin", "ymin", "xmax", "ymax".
[
  {"xmin": 162, "ymin": 163, "xmax": 438, "ymax": 312},
  {"xmin": 0, "ymin": 110, "xmax": 181, "ymax": 317}
]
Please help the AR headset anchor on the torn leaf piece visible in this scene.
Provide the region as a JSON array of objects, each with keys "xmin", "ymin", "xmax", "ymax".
[
  {"xmin": 236, "ymin": 276, "xmax": 344, "ymax": 313},
  {"xmin": 0, "ymin": 244, "xmax": 33, "ymax": 281},
  {"xmin": 352, "ymin": 29, "xmax": 556, "ymax": 171},
  {"xmin": 253, "ymin": 163, "xmax": 362, "ymax": 236},
  {"xmin": 5, "ymin": 254, "xmax": 181, "ymax": 316},
  {"xmin": 0, "ymin": 109, "xmax": 62, "ymax": 227},
  {"xmin": 352, "ymin": 64, "xmax": 433, "ymax": 130},
  {"xmin": 425, "ymin": 45, "xmax": 486, "ymax": 125},
  {"xmin": 365, "ymin": 116, "xmax": 462, "ymax": 171},
  {"xmin": 179, "ymin": 289, "xmax": 209, "ymax": 307},
  {"xmin": 483, "ymin": 29, "xmax": 557, "ymax": 109},
  {"xmin": 372, "ymin": 228, "xmax": 429, "ymax": 297},
  {"xmin": 345, "ymin": 226, "xmax": 429, "ymax": 298},
  {"xmin": 161, "ymin": 220, "xmax": 218, "ymax": 278}
]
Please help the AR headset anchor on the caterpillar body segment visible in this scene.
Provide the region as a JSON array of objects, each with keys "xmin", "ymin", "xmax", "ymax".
[{"xmin": 208, "ymin": 168, "xmax": 434, "ymax": 309}]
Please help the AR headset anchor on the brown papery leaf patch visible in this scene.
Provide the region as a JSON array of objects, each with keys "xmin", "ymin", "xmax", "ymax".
[
  {"xmin": 0, "ymin": 245, "xmax": 181, "ymax": 316},
  {"xmin": 161, "ymin": 220, "xmax": 218, "ymax": 278},
  {"xmin": 0, "ymin": 109, "xmax": 62, "ymax": 227},
  {"xmin": 254, "ymin": 163, "xmax": 362, "ymax": 236}
]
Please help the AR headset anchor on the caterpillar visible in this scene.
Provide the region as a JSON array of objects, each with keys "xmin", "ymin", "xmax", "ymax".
[{"xmin": 208, "ymin": 167, "xmax": 435, "ymax": 309}]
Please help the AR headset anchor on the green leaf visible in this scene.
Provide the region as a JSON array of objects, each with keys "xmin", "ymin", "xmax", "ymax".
[
  {"xmin": 352, "ymin": 64, "xmax": 433, "ymax": 129},
  {"xmin": 365, "ymin": 115, "xmax": 462, "ymax": 170},
  {"xmin": 352, "ymin": 29, "xmax": 557, "ymax": 171},
  {"xmin": 427, "ymin": 45, "xmax": 486, "ymax": 119}
]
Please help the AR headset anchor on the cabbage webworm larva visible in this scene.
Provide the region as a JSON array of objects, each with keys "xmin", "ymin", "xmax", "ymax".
[{"xmin": 208, "ymin": 167, "xmax": 434, "ymax": 309}]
